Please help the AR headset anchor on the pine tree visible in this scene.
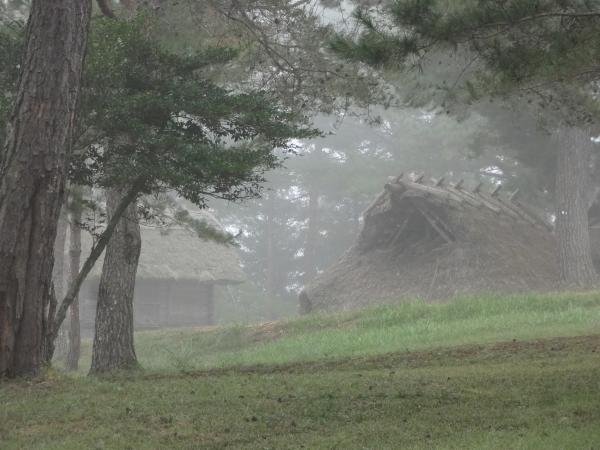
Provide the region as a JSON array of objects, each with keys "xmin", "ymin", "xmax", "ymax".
[
  {"xmin": 0, "ymin": 12, "xmax": 317, "ymax": 369},
  {"xmin": 58, "ymin": 16, "xmax": 316, "ymax": 369},
  {"xmin": 0, "ymin": 0, "xmax": 92, "ymax": 378}
]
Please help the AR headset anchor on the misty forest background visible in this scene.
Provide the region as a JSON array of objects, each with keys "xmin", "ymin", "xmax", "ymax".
[{"xmin": 1, "ymin": 1, "xmax": 600, "ymax": 448}]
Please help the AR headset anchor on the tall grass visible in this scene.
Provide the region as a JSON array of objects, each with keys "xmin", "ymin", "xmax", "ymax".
[{"xmin": 123, "ymin": 291, "xmax": 600, "ymax": 372}]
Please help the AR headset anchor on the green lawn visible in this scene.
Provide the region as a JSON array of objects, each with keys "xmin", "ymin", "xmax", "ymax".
[
  {"xmin": 89, "ymin": 290, "xmax": 600, "ymax": 372},
  {"xmin": 2, "ymin": 291, "xmax": 600, "ymax": 449}
]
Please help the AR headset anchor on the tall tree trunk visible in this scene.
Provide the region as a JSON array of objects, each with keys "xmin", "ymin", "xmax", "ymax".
[
  {"xmin": 53, "ymin": 208, "xmax": 69, "ymax": 302},
  {"xmin": 303, "ymin": 189, "xmax": 319, "ymax": 285},
  {"xmin": 264, "ymin": 195, "xmax": 277, "ymax": 319},
  {"xmin": 52, "ymin": 206, "xmax": 69, "ymax": 362},
  {"xmin": 90, "ymin": 189, "xmax": 141, "ymax": 374},
  {"xmin": 66, "ymin": 189, "xmax": 83, "ymax": 371},
  {"xmin": 0, "ymin": 0, "xmax": 92, "ymax": 378},
  {"xmin": 555, "ymin": 128, "xmax": 598, "ymax": 288},
  {"xmin": 47, "ymin": 181, "xmax": 142, "ymax": 359}
]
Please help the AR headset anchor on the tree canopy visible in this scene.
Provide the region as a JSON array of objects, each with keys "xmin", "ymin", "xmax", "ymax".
[
  {"xmin": 332, "ymin": 0, "xmax": 600, "ymax": 287},
  {"xmin": 72, "ymin": 16, "xmax": 317, "ymax": 205},
  {"xmin": 333, "ymin": 1, "xmax": 600, "ymax": 123},
  {"xmin": 0, "ymin": 13, "xmax": 319, "ymax": 357}
]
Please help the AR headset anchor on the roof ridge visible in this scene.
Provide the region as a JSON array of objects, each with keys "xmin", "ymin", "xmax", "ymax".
[{"xmin": 384, "ymin": 173, "xmax": 551, "ymax": 231}]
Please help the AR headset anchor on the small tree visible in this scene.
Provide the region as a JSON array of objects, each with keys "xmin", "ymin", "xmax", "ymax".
[
  {"xmin": 0, "ymin": 12, "xmax": 316, "ymax": 370},
  {"xmin": 48, "ymin": 16, "xmax": 317, "ymax": 370}
]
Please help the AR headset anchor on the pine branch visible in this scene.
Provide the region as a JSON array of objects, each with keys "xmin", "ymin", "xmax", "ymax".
[{"xmin": 488, "ymin": 10, "xmax": 600, "ymax": 26}]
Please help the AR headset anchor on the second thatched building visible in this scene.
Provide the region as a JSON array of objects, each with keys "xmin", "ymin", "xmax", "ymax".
[{"xmin": 79, "ymin": 212, "xmax": 246, "ymax": 330}]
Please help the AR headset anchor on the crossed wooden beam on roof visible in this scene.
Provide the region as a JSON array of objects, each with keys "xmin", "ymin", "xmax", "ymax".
[{"xmin": 384, "ymin": 173, "xmax": 552, "ymax": 231}]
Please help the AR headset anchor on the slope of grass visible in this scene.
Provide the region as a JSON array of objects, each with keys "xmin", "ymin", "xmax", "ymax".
[
  {"xmin": 3, "ymin": 291, "xmax": 599, "ymax": 449},
  {"xmin": 93, "ymin": 291, "xmax": 600, "ymax": 372},
  {"xmin": 2, "ymin": 335, "xmax": 599, "ymax": 449}
]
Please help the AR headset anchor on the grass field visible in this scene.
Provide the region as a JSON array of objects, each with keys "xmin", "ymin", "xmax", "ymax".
[{"xmin": 1, "ymin": 291, "xmax": 600, "ymax": 449}]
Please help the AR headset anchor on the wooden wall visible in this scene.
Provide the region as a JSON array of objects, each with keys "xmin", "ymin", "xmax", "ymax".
[{"xmin": 80, "ymin": 278, "xmax": 216, "ymax": 330}]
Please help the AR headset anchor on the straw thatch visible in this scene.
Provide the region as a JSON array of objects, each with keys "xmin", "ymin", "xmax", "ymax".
[
  {"xmin": 80, "ymin": 211, "xmax": 246, "ymax": 285},
  {"xmin": 301, "ymin": 174, "xmax": 558, "ymax": 313}
]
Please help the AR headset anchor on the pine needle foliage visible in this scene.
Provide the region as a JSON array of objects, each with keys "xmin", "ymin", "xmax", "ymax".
[
  {"xmin": 333, "ymin": 0, "xmax": 600, "ymax": 96},
  {"xmin": 0, "ymin": 16, "xmax": 317, "ymax": 206},
  {"xmin": 71, "ymin": 16, "xmax": 318, "ymax": 207}
]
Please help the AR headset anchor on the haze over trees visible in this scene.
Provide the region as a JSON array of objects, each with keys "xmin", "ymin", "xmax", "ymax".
[
  {"xmin": 2, "ymin": 0, "xmax": 600, "ymax": 448},
  {"xmin": 2, "ymin": 2, "xmax": 595, "ymax": 365}
]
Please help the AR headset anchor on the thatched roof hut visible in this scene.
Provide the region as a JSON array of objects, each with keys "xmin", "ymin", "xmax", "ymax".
[
  {"xmin": 85, "ymin": 227, "xmax": 246, "ymax": 285},
  {"xmin": 138, "ymin": 227, "xmax": 245, "ymax": 284},
  {"xmin": 79, "ymin": 211, "xmax": 245, "ymax": 328},
  {"xmin": 301, "ymin": 174, "xmax": 558, "ymax": 313}
]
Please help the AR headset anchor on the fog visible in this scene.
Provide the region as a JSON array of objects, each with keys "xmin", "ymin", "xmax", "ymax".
[
  {"xmin": 4, "ymin": 1, "xmax": 600, "ymax": 447},
  {"xmin": 69, "ymin": 104, "xmax": 596, "ymax": 331},
  {"xmin": 2, "ymin": 0, "xmax": 597, "ymax": 349}
]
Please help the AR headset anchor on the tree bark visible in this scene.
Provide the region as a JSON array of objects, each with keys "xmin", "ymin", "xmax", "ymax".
[
  {"xmin": 303, "ymin": 189, "xmax": 319, "ymax": 285},
  {"xmin": 0, "ymin": 0, "xmax": 92, "ymax": 378},
  {"xmin": 53, "ymin": 208, "xmax": 69, "ymax": 302},
  {"xmin": 66, "ymin": 189, "xmax": 83, "ymax": 371},
  {"xmin": 44, "ymin": 182, "xmax": 142, "ymax": 364},
  {"xmin": 96, "ymin": 0, "xmax": 116, "ymax": 18},
  {"xmin": 90, "ymin": 189, "xmax": 141, "ymax": 374},
  {"xmin": 51, "ymin": 206, "xmax": 69, "ymax": 362},
  {"xmin": 555, "ymin": 128, "xmax": 598, "ymax": 288},
  {"xmin": 264, "ymin": 194, "xmax": 277, "ymax": 319}
]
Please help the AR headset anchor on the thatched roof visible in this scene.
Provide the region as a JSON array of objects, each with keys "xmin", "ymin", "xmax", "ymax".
[
  {"xmin": 78, "ymin": 211, "xmax": 246, "ymax": 285},
  {"xmin": 301, "ymin": 174, "xmax": 558, "ymax": 313}
]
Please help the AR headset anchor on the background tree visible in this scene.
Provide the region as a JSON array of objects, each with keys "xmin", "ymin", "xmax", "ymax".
[
  {"xmin": 66, "ymin": 188, "xmax": 84, "ymax": 371},
  {"xmin": 90, "ymin": 190, "xmax": 141, "ymax": 372},
  {"xmin": 87, "ymin": 0, "xmax": 145, "ymax": 374},
  {"xmin": 156, "ymin": 0, "xmax": 384, "ymax": 115}
]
